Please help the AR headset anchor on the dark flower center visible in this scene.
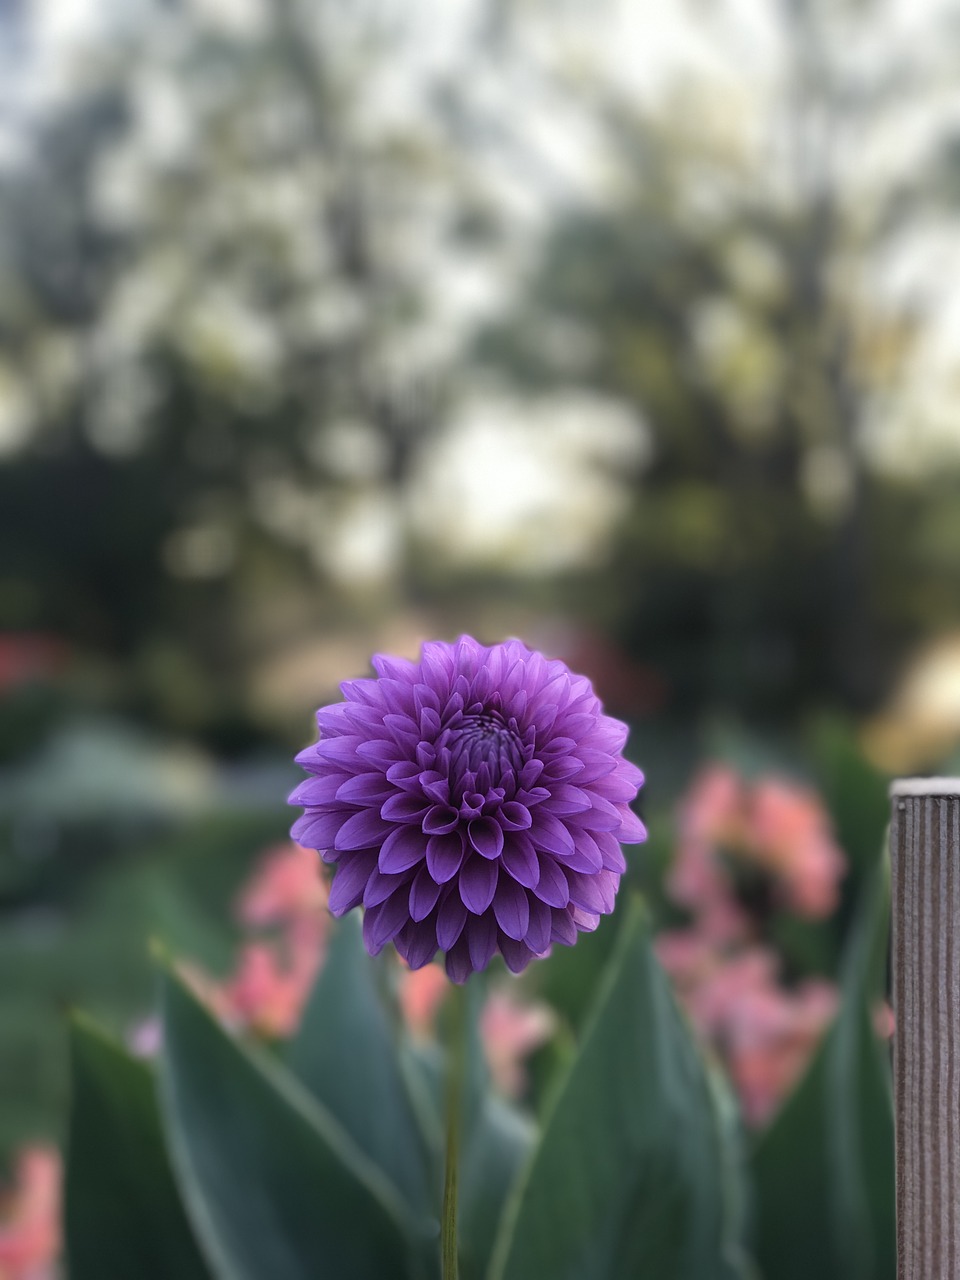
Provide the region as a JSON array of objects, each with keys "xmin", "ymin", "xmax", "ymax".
[{"xmin": 447, "ymin": 711, "xmax": 525, "ymax": 777}]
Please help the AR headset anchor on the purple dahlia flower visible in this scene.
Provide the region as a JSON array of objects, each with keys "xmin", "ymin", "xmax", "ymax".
[{"xmin": 289, "ymin": 636, "xmax": 646, "ymax": 982}]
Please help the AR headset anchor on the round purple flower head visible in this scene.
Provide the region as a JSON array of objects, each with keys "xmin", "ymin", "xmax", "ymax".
[{"xmin": 290, "ymin": 636, "xmax": 646, "ymax": 982}]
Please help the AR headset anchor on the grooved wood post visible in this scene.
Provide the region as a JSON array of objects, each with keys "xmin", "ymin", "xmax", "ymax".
[{"xmin": 891, "ymin": 779, "xmax": 960, "ymax": 1280}]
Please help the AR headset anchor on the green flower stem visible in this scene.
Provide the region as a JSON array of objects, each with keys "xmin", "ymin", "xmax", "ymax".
[{"xmin": 441, "ymin": 981, "xmax": 468, "ymax": 1280}]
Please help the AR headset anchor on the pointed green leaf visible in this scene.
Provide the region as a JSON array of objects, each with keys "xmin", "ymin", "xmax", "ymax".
[
  {"xmin": 287, "ymin": 913, "xmax": 436, "ymax": 1219},
  {"xmin": 811, "ymin": 716, "xmax": 889, "ymax": 880},
  {"xmin": 159, "ymin": 968, "xmax": 419, "ymax": 1280},
  {"xmin": 490, "ymin": 899, "xmax": 749, "ymax": 1280},
  {"xmin": 65, "ymin": 1017, "xmax": 213, "ymax": 1280},
  {"xmin": 751, "ymin": 859, "xmax": 895, "ymax": 1280}
]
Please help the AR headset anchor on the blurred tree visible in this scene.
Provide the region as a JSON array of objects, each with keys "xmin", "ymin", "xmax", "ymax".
[
  {"xmin": 0, "ymin": 0, "xmax": 461, "ymax": 739},
  {"xmin": 466, "ymin": 0, "xmax": 960, "ymax": 718},
  {"xmin": 4, "ymin": 0, "xmax": 960, "ymax": 735}
]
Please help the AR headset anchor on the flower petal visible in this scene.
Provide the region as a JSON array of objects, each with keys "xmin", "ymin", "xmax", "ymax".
[
  {"xmin": 363, "ymin": 889, "xmax": 411, "ymax": 954},
  {"xmin": 423, "ymin": 805, "xmax": 460, "ymax": 835},
  {"xmin": 535, "ymin": 855, "xmax": 570, "ymax": 908},
  {"xmin": 616, "ymin": 806, "xmax": 648, "ymax": 844},
  {"xmin": 500, "ymin": 835, "xmax": 540, "ymax": 888},
  {"xmin": 493, "ymin": 876, "xmax": 530, "ymax": 941},
  {"xmin": 395, "ymin": 919, "xmax": 439, "ymax": 970},
  {"xmin": 572, "ymin": 906, "xmax": 601, "ymax": 933},
  {"xmin": 289, "ymin": 774, "xmax": 346, "ymax": 805},
  {"xmin": 381, "ymin": 792, "xmax": 431, "ymax": 823},
  {"xmin": 530, "ymin": 810, "xmax": 575, "ymax": 857},
  {"xmin": 445, "ymin": 935, "xmax": 474, "ymax": 984},
  {"xmin": 335, "ymin": 807, "xmax": 394, "ymax": 851},
  {"xmin": 499, "ymin": 934, "xmax": 536, "ymax": 974},
  {"xmin": 335, "ymin": 773, "xmax": 393, "ymax": 803},
  {"xmin": 466, "ymin": 911, "xmax": 498, "ymax": 973},
  {"xmin": 499, "ymin": 801, "xmax": 532, "ymax": 831},
  {"xmin": 378, "ymin": 825, "xmax": 427, "ymax": 874},
  {"xmin": 566, "ymin": 868, "xmax": 617, "ymax": 915},
  {"xmin": 468, "ymin": 817, "xmax": 504, "ymax": 859},
  {"xmin": 409, "ymin": 864, "xmax": 443, "ymax": 922},
  {"xmin": 524, "ymin": 896, "xmax": 553, "ymax": 954},
  {"xmin": 312, "ymin": 736, "xmax": 366, "ymax": 766},
  {"xmin": 543, "ymin": 784, "xmax": 592, "ymax": 815},
  {"xmin": 328, "ymin": 852, "xmax": 377, "ymax": 915},
  {"xmin": 550, "ymin": 908, "xmax": 578, "ymax": 946},
  {"xmin": 426, "ymin": 832, "xmax": 465, "ymax": 883},
  {"xmin": 364, "ymin": 869, "xmax": 411, "ymax": 908},
  {"xmin": 559, "ymin": 830, "xmax": 604, "ymax": 874},
  {"xmin": 386, "ymin": 761, "xmax": 423, "ymax": 789},
  {"xmin": 594, "ymin": 831, "xmax": 627, "ymax": 873},
  {"xmin": 437, "ymin": 891, "xmax": 468, "ymax": 950},
  {"xmin": 459, "ymin": 856, "xmax": 499, "ymax": 915},
  {"xmin": 291, "ymin": 810, "xmax": 344, "ymax": 851}
]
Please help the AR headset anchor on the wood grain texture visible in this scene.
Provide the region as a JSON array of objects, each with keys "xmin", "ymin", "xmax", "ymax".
[{"xmin": 891, "ymin": 782, "xmax": 960, "ymax": 1280}]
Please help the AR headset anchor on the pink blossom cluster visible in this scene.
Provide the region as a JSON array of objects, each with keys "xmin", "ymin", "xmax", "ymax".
[
  {"xmin": 0, "ymin": 1146, "xmax": 60, "ymax": 1280},
  {"xmin": 225, "ymin": 841, "xmax": 331, "ymax": 1036},
  {"xmin": 174, "ymin": 842, "xmax": 332, "ymax": 1039},
  {"xmin": 668, "ymin": 765, "xmax": 846, "ymax": 934},
  {"xmin": 657, "ymin": 764, "xmax": 847, "ymax": 1126}
]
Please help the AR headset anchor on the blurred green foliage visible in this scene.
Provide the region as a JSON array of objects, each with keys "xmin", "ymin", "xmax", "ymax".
[
  {"xmin": 62, "ymin": 861, "xmax": 892, "ymax": 1279},
  {"xmin": 0, "ymin": 805, "xmax": 287, "ymax": 1155}
]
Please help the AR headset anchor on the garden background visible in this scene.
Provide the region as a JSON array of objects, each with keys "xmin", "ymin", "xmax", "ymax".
[{"xmin": 3, "ymin": 0, "xmax": 960, "ymax": 1274}]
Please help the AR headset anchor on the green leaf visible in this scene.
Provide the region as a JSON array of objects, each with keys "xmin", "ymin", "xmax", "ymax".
[
  {"xmin": 490, "ymin": 898, "xmax": 749, "ymax": 1280},
  {"xmin": 287, "ymin": 913, "xmax": 437, "ymax": 1220},
  {"xmin": 537, "ymin": 910, "xmax": 621, "ymax": 1032},
  {"xmin": 65, "ymin": 1016, "xmax": 213, "ymax": 1280},
  {"xmin": 159, "ymin": 968, "xmax": 420, "ymax": 1280},
  {"xmin": 810, "ymin": 716, "xmax": 889, "ymax": 881},
  {"xmin": 751, "ymin": 858, "xmax": 895, "ymax": 1280}
]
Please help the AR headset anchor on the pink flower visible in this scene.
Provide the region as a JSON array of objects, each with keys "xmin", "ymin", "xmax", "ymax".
[
  {"xmin": 678, "ymin": 764, "xmax": 743, "ymax": 850},
  {"xmin": 667, "ymin": 840, "xmax": 747, "ymax": 943},
  {"xmin": 397, "ymin": 964, "xmax": 451, "ymax": 1040},
  {"xmin": 658, "ymin": 928, "xmax": 839, "ymax": 1127},
  {"xmin": 684, "ymin": 947, "xmax": 780, "ymax": 1039},
  {"xmin": 654, "ymin": 929, "xmax": 718, "ymax": 988},
  {"xmin": 0, "ymin": 1146, "xmax": 60, "ymax": 1280},
  {"xmin": 725, "ymin": 978, "xmax": 838, "ymax": 1126},
  {"xmin": 236, "ymin": 842, "xmax": 329, "ymax": 930},
  {"xmin": 479, "ymin": 989, "xmax": 556, "ymax": 1097},
  {"xmin": 668, "ymin": 766, "xmax": 749, "ymax": 942},
  {"xmin": 659, "ymin": 757, "xmax": 847, "ymax": 1128},
  {"xmin": 668, "ymin": 766, "xmax": 846, "ymax": 937},
  {"xmin": 173, "ymin": 841, "xmax": 330, "ymax": 1039},
  {"xmin": 746, "ymin": 779, "xmax": 845, "ymax": 918},
  {"xmin": 219, "ymin": 943, "xmax": 319, "ymax": 1039}
]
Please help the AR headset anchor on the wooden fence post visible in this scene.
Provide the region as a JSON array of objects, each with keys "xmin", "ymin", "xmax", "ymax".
[{"xmin": 891, "ymin": 778, "xmax": 960, "ymax": 1279}]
